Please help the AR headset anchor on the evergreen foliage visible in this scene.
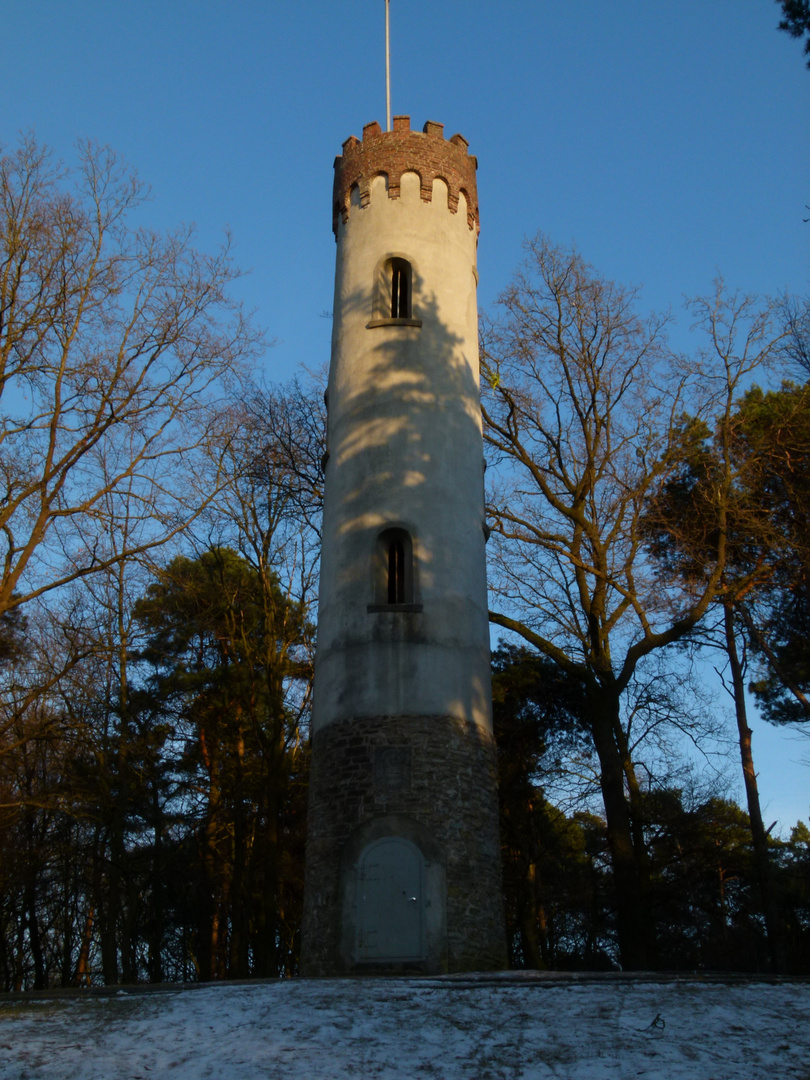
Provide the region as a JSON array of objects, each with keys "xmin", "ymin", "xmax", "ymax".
[{"xmin": 777, "ymin": 0, "xmax": 810, "ymax": 67}]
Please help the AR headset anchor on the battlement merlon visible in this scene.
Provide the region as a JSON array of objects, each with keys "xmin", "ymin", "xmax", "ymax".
[{"xmin": 332, "ymin": 116, "xmax": 479, "ymax": 237}]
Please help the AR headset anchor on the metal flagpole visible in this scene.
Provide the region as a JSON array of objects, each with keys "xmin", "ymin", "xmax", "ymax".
[{"xmin": 385, "ymin": 0, "xmax": 391, "ymax": 131}]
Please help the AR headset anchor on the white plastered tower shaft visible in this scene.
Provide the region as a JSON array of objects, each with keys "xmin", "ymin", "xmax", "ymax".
[
  {"xmin": 317, "ymin": 126, "xmax": 490, "ymax": 733},
  {"xmin": 301, "ymin": 117, "xmax": 506, "ymax": 975}
]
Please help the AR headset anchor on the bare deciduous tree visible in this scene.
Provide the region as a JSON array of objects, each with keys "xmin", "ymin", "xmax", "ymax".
[
  {"xmin": 0, "ymin": 135, "xmax": 260, "ymax": 617},
  {"xmin": 480, "ymin": 236, "xmax": 784, "ymax": 968}
]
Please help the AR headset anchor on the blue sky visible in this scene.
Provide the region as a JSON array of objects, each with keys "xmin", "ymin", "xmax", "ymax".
[{"xmin": 4, "ymin": 1, "xmax": 808, "ymax": 829}]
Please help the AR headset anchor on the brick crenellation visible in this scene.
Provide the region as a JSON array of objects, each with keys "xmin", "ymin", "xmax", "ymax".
[{"xmin": 332, "ymin": 116, "xmax": 479, "ymax": 236}]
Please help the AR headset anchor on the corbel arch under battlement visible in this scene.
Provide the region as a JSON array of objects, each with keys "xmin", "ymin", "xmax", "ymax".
[
  {"xmin": 396, "ymin": 169, "xmax": 422, "ymax": 202},
  {"xmin": 431, "ymin": 176, "xmax": 450, "ymax": 210},
  {"xmin": 457, "ymin": 188, "xmax": 471, "ymax": 225}
]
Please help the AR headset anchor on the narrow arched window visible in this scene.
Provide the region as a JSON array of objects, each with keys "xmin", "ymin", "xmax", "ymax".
[
  {"xmin": 371, "ymin": 527, "xmax": 417, "ymax": 610},
  {"xmin": 387, "ymin": 539, "xmax": 405, "ymax": 604},
  {"xmin": 390, "ymin": 259, "xmax": 411, "ymax": 319},
  {"xmin": 369, "ymin": 256, "xmax": 420, "ymax": 327}
]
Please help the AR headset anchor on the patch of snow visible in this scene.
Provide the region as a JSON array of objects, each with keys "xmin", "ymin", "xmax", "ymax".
[{"xmin": 1, "ymin": 977, "xmax": 807, "ymax": 1079}]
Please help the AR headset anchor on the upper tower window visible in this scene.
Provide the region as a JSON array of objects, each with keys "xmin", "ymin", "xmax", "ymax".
[
  {"xmin": 367, "ymin": 256, "xmax": 422, "ymax": 329},
  {"xmin": 390, "ymin": 259, "xmax": 411, "ymax": 319}
]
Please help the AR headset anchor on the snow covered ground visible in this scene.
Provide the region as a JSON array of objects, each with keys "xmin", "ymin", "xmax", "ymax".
[{"xmin": 1, "ymin": 974, "xmax": 808, "ymax": 1079}]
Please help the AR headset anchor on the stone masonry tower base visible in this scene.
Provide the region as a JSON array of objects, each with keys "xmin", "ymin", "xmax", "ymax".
[{"xmin": 304, "ymin": 715, "xmax": 504, "ymax": 975}]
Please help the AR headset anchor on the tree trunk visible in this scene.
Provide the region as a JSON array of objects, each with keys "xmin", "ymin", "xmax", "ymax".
[
  {"xmin": 24, "ymin": 878, "xmax": 45, "ymax": 989},
  {"xmin": 614, "ymin": 718, "xmax": 657, "ymax": 964},
  {"xmin": 519, "ymin": 860, "xmax": 547, "ymax": 969},
  {"xmin": 724, "ymin": 603, "xmax": 785, "ymax": 973},
  {"xmin": 59, "ymin": 846, "xmax": 76, "ymax": 988},
  {"xmin": 250, "ymin": 703, "xmax": 287, "ymax": 978},
  {"xmin": 228, "ymin": 724, "xmax": 249, "ymax": 979},
  {"xmin": 19, "ymin": 800, "xmax": 46, "ymax": 989},
  {"xmin": 588, "ymin": 686, "xmax": 653, "ymax": 969},
  {"xmin": 74, "ymin": 906, "xmax": 95, "ymax": 987},
  {"xmin": 100, "ymin": 859, "xmax": 120, "ymax": 985},
  {"xmin": 200, "ymin": 734, "xmax": 229, "ymax": 981},
  {"xmin": 114, "ymin": 571, "xmax": 135, "ymax": 985},
  {"xmin": 147, "ymin": 786, "xmax": 164, "ymax": 984}
]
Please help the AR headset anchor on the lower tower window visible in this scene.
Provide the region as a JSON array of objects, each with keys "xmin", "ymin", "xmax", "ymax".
[
  {"xmin": 369, "ymin": 527, "xmax": 420, "ymax": 611},
  {"xmin": 387, "ymin": 538, "xmax": 405, "ymax": 604}
]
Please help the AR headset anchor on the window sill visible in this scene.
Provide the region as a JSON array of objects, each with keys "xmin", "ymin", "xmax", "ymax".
[
  {"xmin": 367, "ymin": 603, "xmax": 423, "ymax": 613},
  {"xmin": 366, "ymin": 317, "xmax": 423, "ymax": 329}
]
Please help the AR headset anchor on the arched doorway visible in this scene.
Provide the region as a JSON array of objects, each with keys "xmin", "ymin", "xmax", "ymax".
[{"xmin": 356, "ymin": 837, "xmax": 425, "ymax": 961}]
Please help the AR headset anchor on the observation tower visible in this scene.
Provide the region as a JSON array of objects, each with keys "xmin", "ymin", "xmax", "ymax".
[{"xmin": 301, "ymin": 117, "xmax": 506, "ymax": 974}]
